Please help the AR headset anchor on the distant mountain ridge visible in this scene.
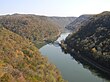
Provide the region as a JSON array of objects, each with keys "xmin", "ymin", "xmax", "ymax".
[
  {"xmin": 49, "ymin": 17, "xmax": 76, "ymax": 31},
  {"xmin": 65, "ymin": 14, "xmax": 93, "ymax": 32},
  {"xmin": 0, "ymin": 14, "xmax": 76, "ymax": 47},
  {"xmin": 0, "ymin": 14, "xmax": 60, "ymax": 47}
]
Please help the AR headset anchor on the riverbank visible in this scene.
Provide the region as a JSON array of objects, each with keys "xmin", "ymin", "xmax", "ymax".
[
  {"xmin": 37, "ymin": 29, "xmax": 61, "ymax": 48},
  {"xmin": 60, "ymin": 42, "xmax": 110, "ymax": 76},
  {"xmin": 40, "ymin": 33, "xmax": 110, "ymax": 82}
]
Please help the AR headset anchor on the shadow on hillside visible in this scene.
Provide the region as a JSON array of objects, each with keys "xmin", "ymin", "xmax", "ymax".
[{"xmin": 60, "ymin": 47, "xmax": 110, "ymax": 81}]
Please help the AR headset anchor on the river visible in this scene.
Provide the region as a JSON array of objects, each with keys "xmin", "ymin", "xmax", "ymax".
[{"xmin": 40, "ymin": 33, "xmax": 110, "ymax": 82}]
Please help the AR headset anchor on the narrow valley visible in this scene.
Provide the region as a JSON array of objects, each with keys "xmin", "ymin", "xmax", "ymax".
[{"xmin": 40, "ymin": 32, "xmax": 110, "ymax": 82}]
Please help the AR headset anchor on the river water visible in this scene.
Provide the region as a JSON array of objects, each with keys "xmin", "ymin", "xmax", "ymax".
[{"xmin": 40, "ymin": 33, "xmax": 110, "ymax": 82}]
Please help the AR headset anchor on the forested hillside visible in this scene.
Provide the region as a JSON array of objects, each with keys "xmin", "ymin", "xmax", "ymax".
[
  {"xmin": 0, "ymin": 14, "xmax": 60, "ymax": 47},
  {"xmin": 49, "ymin": 17, "xmax": 76, "ymax": 31},
  {"xmin": 0, "ymin": 26, "xmax": 66, "ymax": 82},
  {"xmin": 63, "ymin": 11, "xmax": 110, "ymax": 70},
  {"xmin": 65, "ymin": 15, "xmax": 93, "ymax": 32}
]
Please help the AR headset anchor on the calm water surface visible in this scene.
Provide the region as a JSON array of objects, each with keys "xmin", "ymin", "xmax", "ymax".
[{"xmin": 40, "ymin": 33, "xmax": 110, "ymax": 82}]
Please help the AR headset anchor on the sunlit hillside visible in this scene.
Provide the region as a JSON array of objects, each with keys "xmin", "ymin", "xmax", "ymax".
[
  {"xmin": 0, "ymin": 14, "xmax": 60, "ymax": 47},
  {"xmin": 0, "ymin": 26, "xmax": 66, "ymax": 82}
]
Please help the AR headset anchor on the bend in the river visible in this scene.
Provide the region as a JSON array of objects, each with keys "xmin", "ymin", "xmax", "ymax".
[{"xmin": 40, "ymin": 33, "xmax": 110, "ymax": 82}]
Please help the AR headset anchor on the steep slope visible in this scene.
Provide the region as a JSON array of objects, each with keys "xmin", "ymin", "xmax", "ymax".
[
  {"xmin": 0, "ymin": 26, "xmax": 66, "ymax": 82},
  {"xmin": 49, "ymin": 17, "xmax": 76, "ymax": 32},
  {"xmin": 0, "ymin": 14, "xmax": 60, "ymax": 47},
  {"xmin": 65, "ymin": 15, "xmax": 93, "ymax": 32},
  {"xmin": 63, "ymin": 11, "xmax": 110, "ymax": 71}
]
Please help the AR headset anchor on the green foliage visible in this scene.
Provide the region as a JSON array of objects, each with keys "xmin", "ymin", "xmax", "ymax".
[{"xmin": 22, "ymin": 49, "xmax": 33, "ymax": 57}]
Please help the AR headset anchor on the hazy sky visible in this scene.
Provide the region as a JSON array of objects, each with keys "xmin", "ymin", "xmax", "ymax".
[{"xmin": 0, "ymin": 0, "xmax": 110, "ymax": 16}]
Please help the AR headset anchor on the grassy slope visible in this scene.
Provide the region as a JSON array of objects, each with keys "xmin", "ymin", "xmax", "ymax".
[{"xmin": 0, "ymin": 27, "xmax": 66, "ymax": 82}]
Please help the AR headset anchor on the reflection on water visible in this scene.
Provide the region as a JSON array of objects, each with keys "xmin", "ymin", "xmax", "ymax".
[
  {"xmin": 40, "ymin": 33, "xmax": 110, "ymax": 82},
  {"xmin": 61, "ymin": 48, "xmax": 110, "ymax": 81}
]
